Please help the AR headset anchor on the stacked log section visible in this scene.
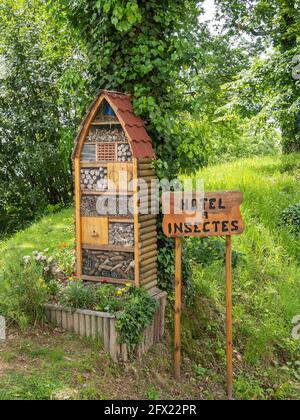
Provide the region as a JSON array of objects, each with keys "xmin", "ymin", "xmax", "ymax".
[
  {"xmin": 80, "ymin": 167, "xmax": 108, "ymax": 191},
  {"xmin": 117, "ymin": 144, "xmax": 132, "ymax": 162},
  {"xmin": 83, "ymin": 249, "xmax": 134, "ymax": 280}
]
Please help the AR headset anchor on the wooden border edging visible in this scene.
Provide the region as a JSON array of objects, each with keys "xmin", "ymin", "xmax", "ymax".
[{"xmin": 43, "ymin": 290, "xmax": 167, "ymax": 363}]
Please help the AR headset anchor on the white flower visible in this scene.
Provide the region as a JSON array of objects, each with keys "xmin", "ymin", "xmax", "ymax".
[
  {"xmin": 44, "ymin": 248, "xmax": 49, "ymax": 253},
  {"xmin": 44, "ymin": 267, "xmax": 50, "ymax": 273},
  {"xmin": 23, "ymin": 256, "xmax": 31, "ymax": 265},
  {"xmin": 47, "ymin": 257, "xmax": 54, "ymax": 264}
]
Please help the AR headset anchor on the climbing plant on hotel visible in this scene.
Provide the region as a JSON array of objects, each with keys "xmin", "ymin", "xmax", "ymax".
[{"xmin": 61, "ymin": 0, "xmax": 207, "ymax": 178}]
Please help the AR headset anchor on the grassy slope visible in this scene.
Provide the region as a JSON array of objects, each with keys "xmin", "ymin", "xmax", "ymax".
[
  {"xmin": 0, "ymin": 155, "xmax": 299, "ymax": 400},
  {"xmin": 182, "ymin": 154, "xmax": 300, "ymax": 399},
  {"xmin": 0, "ymin": 208, "xmax": 75, "ymax": 263}
]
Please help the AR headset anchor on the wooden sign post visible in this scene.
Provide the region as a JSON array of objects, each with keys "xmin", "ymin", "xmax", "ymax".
[{"xmin": 162, "ymin": 191, "xmax": 245, "ymax": 399}]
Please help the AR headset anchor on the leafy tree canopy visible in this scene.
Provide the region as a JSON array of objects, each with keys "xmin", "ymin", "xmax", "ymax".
[
  {"xmin": 0, "ymin": 0, "xmax": 88, "ymax": 235},
  {"xmin": 215, "ymin": 0, "xmax": 300, "ymax": 151},
  {"xmin": 61, "ymin": 0, "xmax": 212, "ymax": 177}
]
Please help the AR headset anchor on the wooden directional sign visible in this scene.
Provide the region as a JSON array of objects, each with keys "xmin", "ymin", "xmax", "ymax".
[
  {"xmin": 162, "ymin": 190, "xmax": 245, "ymax": 399},
  {"xmin": 162, "ymin": 191, "xmax": 244, "ymax": 238}
]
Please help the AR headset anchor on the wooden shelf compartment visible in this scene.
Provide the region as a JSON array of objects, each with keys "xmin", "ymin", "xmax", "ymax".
[
  {"xmin": 81, "ymin": 190, "xmax": 134, "ymax": 196},
  {"xmin": 81, "ymin": 275, "xmax": 134, "ymax": 285},
  {"xmin": 91, "ymin": 121, "xmax": 121, "ymax": 126},
  {"xmin": 82, "ymin": 244, "xmax": 135, "ymax": 253}
]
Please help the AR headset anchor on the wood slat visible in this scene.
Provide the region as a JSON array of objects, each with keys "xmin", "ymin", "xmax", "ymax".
[
  {"xmin": 139, "ymin": 244, "xmax": 157, "ymax": 255},
  {"xmin": 143, "ymin": 280, "xmax": 158, "ymax": 291},
  {"xmin": 140, "ymin": 256, "xmax": 157, "ymax": 266},
  {"xmin": 138, "ymin": 220, "xmax": 157, "ymax": 229},
  {"xmin": 139, "ymin": 232, "xmax": 157, "ymax": 242},
  {"xmin": 81, "ymin": 275, "xmax": 134, "ymax": 285},
  {"xmin": 139, "ymin": 238, "xmax": 157, "ymax": 248},
  {"xmin": 139, "ymin": 226, "xmax": 157, "ymax": 235},
  {"xmin": 140, "ymin": 250, "xmax": 157, "ymax": 260},
  {"xmin": 140, "ymin": 266, "xmax": 157, "ymax": 276},
  {"xmin": 82, "ymin": 244, "xmax": 134, "ymax": 253},
  {"xmin": 141, "ymin": 273, "xmax": 157, "ymax": 284}
]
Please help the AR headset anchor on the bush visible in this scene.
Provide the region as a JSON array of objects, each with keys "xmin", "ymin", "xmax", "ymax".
[
  {"xmin": 115, "ymin": 286, "xmax": 158, "ymax": 352},
  {"xmin": 281, "ymin": 202, "xmax": 300, "ymax": 234},
  {"xmin": 0, "ymin": 259, "xmax": 49, "ymax": 329}
]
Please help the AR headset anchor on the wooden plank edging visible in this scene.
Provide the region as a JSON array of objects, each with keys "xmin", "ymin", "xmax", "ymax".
[{"xmin": 43, "ymin": 291, "xmax": 167, "ymax": 363}]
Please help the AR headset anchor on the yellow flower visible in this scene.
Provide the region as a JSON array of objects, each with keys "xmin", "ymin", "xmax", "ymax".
[
  {"xmin": 125, "ymin": 282, "xmax": 131, "ymax": 288},
  {"xmin": 116, "ymin": 287, "xmax": 127, "ymax": 296},
  {"xmin": 38, "ymin": 278, "xmax": 47, "ymax": 289}
]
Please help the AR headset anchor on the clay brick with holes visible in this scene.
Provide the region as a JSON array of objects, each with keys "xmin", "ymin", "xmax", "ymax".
[{"xmin": 97, "ymin": 143, "xmax": 116, "ymax": 162}]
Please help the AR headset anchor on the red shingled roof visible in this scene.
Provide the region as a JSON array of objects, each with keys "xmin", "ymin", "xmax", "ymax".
[{"xmin": 72, "ymin": 90, "xmax": 155, "ymax": 160}]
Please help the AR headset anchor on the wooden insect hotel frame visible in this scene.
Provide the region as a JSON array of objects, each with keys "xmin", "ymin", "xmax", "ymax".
[{"xmin": 72, "ymin": 91, "xmax": 159, "ymax": 293}]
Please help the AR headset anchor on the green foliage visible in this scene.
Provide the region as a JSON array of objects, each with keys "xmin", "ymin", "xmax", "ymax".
[
  {"xmin": 115, "ymin": 286, "xmax": 157, "ymax": 351},
  {"xmin": 58, "ymin": 280, "xmax": 96, "ymax": 310},
  {"xmin": 0, "ymin": 0, "xmax": 89, "ymax": 236},
  {"xmin": 62, "ymin": 0, "xmax": 219, "ymax": 178},
  {"xmin": 281, "ymin": 202, "xmax": 300, "ymax": 234},
  {"xmin": 0, "ymin": 258, "xmax": 49, "ymax": 329},
  {"xmin": 55, "ymin": 281, "xmax": 158, "ymax": 352},
  {"xmin": 216, "ymin": 0, "xmax": 300, "ymax": 152},
  {"xmin": 95, "ymin": 283, "xmax": 123, "ymax": 313},
  {"xmin": 0, "ymin": 372, "xmax": 63, "ymax": 401},
  {"xmin": 186, "ymin": 237, "xmax": 244, "ymax": 268},
  {"xmin": 192, "ymin": 364, "xmax": 207, "ymax": 379},
  {"xmin": 145, "ymin": 386, "xmax": 160, "ymax": 400}
]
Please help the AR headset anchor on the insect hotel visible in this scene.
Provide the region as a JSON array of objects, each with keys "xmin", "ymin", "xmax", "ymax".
[
  {"xmin": 69, "ymin": 91, "xmax": 166, "ymax": 360},
  {"xmin": 72, "ymin": 90, "xmax": 160, "ymax": 289}
]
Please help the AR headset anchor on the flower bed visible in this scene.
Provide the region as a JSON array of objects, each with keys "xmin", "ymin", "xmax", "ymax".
[
  {"xmin": 44, "ymin": 288, "xmax": 167, "ymax": 362},
  {"xmin": 0, "ymin": 249, "xmax": 167, "ymax": 361}
]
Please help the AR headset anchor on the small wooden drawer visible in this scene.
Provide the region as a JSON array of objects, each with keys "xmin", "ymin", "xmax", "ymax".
[{"xmin": 81, "ymin": 217, "xmax": 108, "ymax": 246}]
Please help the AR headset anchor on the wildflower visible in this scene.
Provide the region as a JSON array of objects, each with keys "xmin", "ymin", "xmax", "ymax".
[
  {"xmin": 23, "ymin": 256, "xmax": 31, "ymax": 265},
  {"xmin": 44, "ymin": 248, "xmax": 49, "ymax": 253},
  {"xmin": 32, "ymin": 251, "xmax": 39, "ymax": 256},
  {"xmin": 116, "ymin": 288, "xmax": 126, "ymax": 296},
  {"xmin": 38, "ymin": 278, "xmax": 47, "ymax": 289},
  {"xmin": 47, "ymin": 257, "xmax": 54, "ymax": 264},
  {"xmin": 44, "ymin": 267, "xmax": 50, "ymax": 273}
]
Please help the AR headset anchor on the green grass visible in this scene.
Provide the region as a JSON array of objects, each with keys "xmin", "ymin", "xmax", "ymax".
[
  {"xmin": 181, "ymin": 154, "xmax": 300, "ymax": 398},
  {"xmin": 0, "ymin": 207, "xmax": 74, "ymax": 267},
  {"xmin": 0, "ymin": 155, "xmax": 299, "ymax": 400}
]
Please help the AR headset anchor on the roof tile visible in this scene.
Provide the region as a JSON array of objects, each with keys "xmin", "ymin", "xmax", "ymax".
[
  {"xmin": 131, "ymin": 140, "xmax": 155, "ymax": 160},
  {"xmin": 117, "ymin": 110, "xmax": 145, "ymax": 127}
]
